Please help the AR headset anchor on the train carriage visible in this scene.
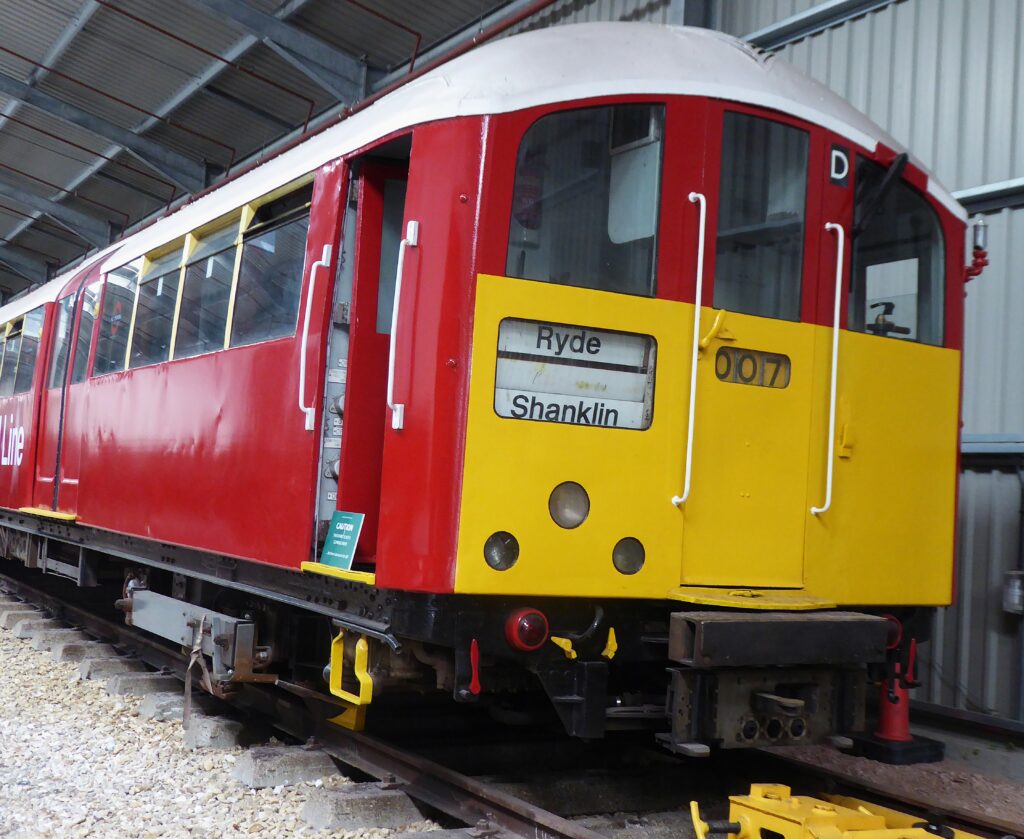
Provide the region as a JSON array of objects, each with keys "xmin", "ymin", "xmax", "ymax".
[{"xmin": 0, "ymin": 23, "xmax": 973, "ymax": 752}]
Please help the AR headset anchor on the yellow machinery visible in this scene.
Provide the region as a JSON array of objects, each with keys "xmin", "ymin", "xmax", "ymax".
[{"xmin": 690, "ymin": 784, "xmax": 984, "ymax": 839}]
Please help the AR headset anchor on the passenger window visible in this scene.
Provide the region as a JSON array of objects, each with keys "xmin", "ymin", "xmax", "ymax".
[
  {"xmin": 49, "ymin": 296, "xmax": 76, "ymax": 388},
  {"xmin": 70, "ymin": 281, "xmax": 101, "ymax": 384},
  {"xmin": 175, "ymin": 225, "xmax": 237, "ymax": 359},
  {"xmin": 850, "ymin": 158, "xmax": 944, "ymax": 345},
  {"xmin": 714, "ymin": 113, "xmax": 809, "ymax": 321},
  {"xmin": 506, "ymin": 104, "xmax": 664, "ymax": 296},
  {"xmin": 129, "ymin": 248, "xmax": 181, "ymax": 369},
  {"xmin": 0, "ymin": 321, "xmax": 22, "ymax": 397},
  {"xmin": 93, "ymin": 265, "xmax": 138, "ymax": 376},
  {"xmin": 230, "ymin": 186, "xmax": 312, "ymax": 348},
  {"xmin": 14, "ymin": 307, "xmax": 43, "ymax": 393}
]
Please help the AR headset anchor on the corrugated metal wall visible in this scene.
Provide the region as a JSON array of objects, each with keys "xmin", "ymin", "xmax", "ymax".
[
  {"xmin": 922, "ymin": 469, "xmax": 1022, "ymax": 717},
  {"xmin": 962, "ymin": 207, "xmax": 1024, "ymax": 436},
  {"xmin": 514, "ymin": 0, "xmax": 1024, "ymax": 719}
]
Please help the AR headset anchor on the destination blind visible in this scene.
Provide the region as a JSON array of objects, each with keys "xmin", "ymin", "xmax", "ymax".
[{"xmin": 494, "ymin": 318, "xmax": 656, "ymax": 430}]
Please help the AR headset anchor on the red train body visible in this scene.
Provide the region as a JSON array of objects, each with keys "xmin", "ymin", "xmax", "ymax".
[{"xmin": 0, "ymin": 23, "xmax": 970, "ymax": 751}]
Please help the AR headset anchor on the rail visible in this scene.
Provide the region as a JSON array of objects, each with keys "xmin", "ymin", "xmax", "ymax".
[{"xmin": 0, "ymin": 569, "xmax": 602, "ymax": 839}]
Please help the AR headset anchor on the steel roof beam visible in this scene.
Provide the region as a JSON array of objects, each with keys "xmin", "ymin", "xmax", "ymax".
[
  {"xmin": 0, "ymin": 0, "xmax": 319, "ymax": 262},
  {"xmin": 0, "ymin": 245, "xmax": 48, "ymax": 283},
  {"xmin": 185, "ymin": 0, "xmax": 366, "ymax": 101},
  {"xmin": 0, "ymin": 179, "xmax": 110, "ymax": 248},
  {"xmin": 0, "ymin": 70, "xmax": 206, "ymax": 193},
  {"xmin": 745, "ymin": 0, "xmax": 901, "ymax": 51}
]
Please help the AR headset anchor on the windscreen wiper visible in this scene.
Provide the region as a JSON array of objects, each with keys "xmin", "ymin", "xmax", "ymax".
[{"xmin": 853, "ymin": 152, "xmax": 908, "ymax": 237}]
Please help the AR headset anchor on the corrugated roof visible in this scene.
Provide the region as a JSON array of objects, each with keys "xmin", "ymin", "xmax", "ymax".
[{"xmin": 0, "ymin": 0, "xmax": 520, "ymax": 294}]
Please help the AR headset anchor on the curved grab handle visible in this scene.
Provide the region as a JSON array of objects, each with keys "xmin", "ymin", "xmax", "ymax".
[
  {"xmin": 672, "ymin": 192, "xmax": 707, "ymax": 507},
  {"xmin": 811, "ymin": 222, "xmax": 845, "ymax": 516},
  {"xmin": 386, "ymin": 220, "xmax": 419, "ymax": 431},
  {"xmin": 298, "ymin": 243, "xmax": 332, "ymax": 431}
]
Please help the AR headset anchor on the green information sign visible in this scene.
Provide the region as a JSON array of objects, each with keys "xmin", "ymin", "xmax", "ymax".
[{"xmin": 320, "ymin": 510, "xmax": 365, "ymax": 570}]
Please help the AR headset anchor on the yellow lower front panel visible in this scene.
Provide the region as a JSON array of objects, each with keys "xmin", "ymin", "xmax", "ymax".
[
  {"xmin": 455, "ymin": 275, "xmax": 690, "ymax": 598},
  {"xmin": 456, "ymin": 275, "xmax": 960, "ymax": 607},
  {"xmin": 803, "ymin": 330, "xmax": 960, "ymax": 605}
]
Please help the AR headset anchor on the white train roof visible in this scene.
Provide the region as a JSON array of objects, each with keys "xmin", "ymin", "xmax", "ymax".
[{"xmin": 105, "ymin": 22, "xmax": 963, "ymax": 273}]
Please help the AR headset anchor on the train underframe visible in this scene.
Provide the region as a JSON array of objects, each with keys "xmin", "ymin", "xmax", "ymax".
[{"xmin": 0, "ymin": 513, "xmax": 914, "ymax": 752}]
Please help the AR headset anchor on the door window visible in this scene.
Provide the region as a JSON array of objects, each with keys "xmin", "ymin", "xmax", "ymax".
[
  {"xmin": 506, "ymin": 104, "xmax": 664, "ymax": 296},
  {"xmin": 70, "ymin": 281, "xmax": 101, "ymax": 384},
  {"xmin": 714, "ymin": 113, "xmax": 809, "ymax": 321},
  {"xmin": 49, "ymin": 296, "xmax": 77, "ymax": 388},
  {"xmin": 850, "ymin": 158, "xmax": 945, "ymax": 345}
]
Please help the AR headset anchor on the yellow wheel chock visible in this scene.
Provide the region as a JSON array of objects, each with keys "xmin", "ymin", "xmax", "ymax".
[
  {"xmin": 326, "ymin": 628, "xmax": 374, "ymax": 731},
  {"xmin": 690, "ymin": 784, "xmax": 984, "ymax": 838}
]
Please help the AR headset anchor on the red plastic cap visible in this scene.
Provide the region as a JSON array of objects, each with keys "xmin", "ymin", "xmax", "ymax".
[{"xmin": 505, "ymin": 608, "xmax": 549, "ymax": 652}]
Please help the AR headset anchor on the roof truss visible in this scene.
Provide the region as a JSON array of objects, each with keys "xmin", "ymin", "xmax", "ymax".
[{"xmin": 184, "ymin": 0, "xmax": 367, "ymax": 102}]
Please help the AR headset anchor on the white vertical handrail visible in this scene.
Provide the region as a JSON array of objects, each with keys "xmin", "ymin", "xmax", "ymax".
[
  {"xmin": 387, "ymin": 220, "xmax": 419, "ymax": 431},
  {"xmin": 298, "ymin": 243, "xmax": 332, "ymax": 432},
  {"xmin": 811, "ymin": 222, "xmax": 845, "ymax": 516},
  {"xmin": 672, "ymin": 192, "xmax": 707, "ymax": 507}
]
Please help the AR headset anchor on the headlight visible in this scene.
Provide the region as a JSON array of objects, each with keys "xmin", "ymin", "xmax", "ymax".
[
  {"xmin": 484, "ymin": 531, "xmax": 519, "ymax": 570},
  {"xmin": 548, "ymin": 481, "xmax": 590, "ymax": 529},
  {"xmin": 612, "ymin": 537, "xmax": 645, "ymax": 575}
]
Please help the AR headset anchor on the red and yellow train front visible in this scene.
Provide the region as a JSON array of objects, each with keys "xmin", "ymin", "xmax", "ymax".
[{"xmin": 455, "ymin": 96, "xmax": 964, "ymax": 611}]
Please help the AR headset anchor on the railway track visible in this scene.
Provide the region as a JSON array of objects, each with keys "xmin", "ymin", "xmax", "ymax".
[
  {"xmin": 1, "ymin": 565, "xmax": 1019, "ymax": 839},
  {"xmin": 0, "ymin": 568, "xmax": 603, "ymax": 839}
]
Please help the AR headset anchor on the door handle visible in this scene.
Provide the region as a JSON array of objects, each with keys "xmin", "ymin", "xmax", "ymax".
[
  {"xmin": 298, "ymin": 243, "xmax": 332, "ymax": 432},
  {"xmin": 673, "ymin": 192, "xmax": 707, "ymax": 508},
  {"xmin": 811, "ymin": 222, "xmax": 845, "ymax": 516},
  {"xmin": 386, "ymin": 220, "xmax": 419, "ymax": 431}
]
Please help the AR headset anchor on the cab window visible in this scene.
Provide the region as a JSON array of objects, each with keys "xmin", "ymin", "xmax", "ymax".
[
  {"xmin": 714, "ymin": 113, "xmax": 809, "ymax": 321},
  {"xmin": 230, "ymin": 185, "xmax": 312, "ymax": 348},
  {"xmin": 850, "ymin": 158, "xmax": 944, "ymax": 346},
  {"xmin": 506, "ymin": 104, "xmax": 664, "ymax": 296}
]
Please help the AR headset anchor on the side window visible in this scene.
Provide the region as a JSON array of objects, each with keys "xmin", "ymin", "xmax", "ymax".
[
  {"xmin": 850, "ymin": 158, "xmax": 945, "ymax": 345},
  {"xmin": 14, "ymin": 307, "xmax": 43, "ymax": 393},
  {"xmin": 714, "ymin": 113, "xmax": 809, "ymax": 321},
  {"xmin": 93, "ymin": 265, "xmax": 138, "ymax": 376},
  {"xmin": 70, "ymin": 281, "xmax": 101, "ymax": 384},
  {"xmin": 49, "ymin": 296, "xmax": 76, "ymax": 388},
  {"xmin": 0, "ymin": 320, "xmax": 22, "ymax": 397},
  {"xmin": 175, "ymin": 224, "xmax": 237, "ymax": 359},
  {"xmin": 506, "ymin": 104, "xmax": 664, "ymax": 296},
  {"xmin": 230, "ymin": 186, "xmax": 312, "ymax": 348},
  {"xmin": 129, "ymin": 248, "xmax": 181, "ymax": 369}
]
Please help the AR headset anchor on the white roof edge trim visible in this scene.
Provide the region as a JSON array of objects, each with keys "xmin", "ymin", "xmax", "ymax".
[
  {"xmin": 0, "ymin": 245, "xmax": 119, "ymax": 326},
  {"xmin": 101, "ymin": 23, "xmax": 965, "ymax": 273}
]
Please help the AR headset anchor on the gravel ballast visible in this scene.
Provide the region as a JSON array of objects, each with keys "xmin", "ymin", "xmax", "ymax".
[{"xmin": 0, "ymin": 626, "xmax": 439, "ymax": 838}]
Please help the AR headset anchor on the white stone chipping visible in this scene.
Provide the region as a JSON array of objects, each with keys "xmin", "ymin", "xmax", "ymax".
[{"xmin": 0, "ymin": 624, "xmax": 441, "ymax": 837}]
